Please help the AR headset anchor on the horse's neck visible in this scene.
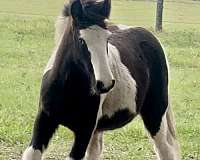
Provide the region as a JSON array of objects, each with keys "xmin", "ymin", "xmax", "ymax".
[
  {"xmin": 108, "ymin": 43, "xmax": 128, "ymax": 80},
  {"xmin": 107, "ymin": 42, "xmax": 137, "ymax": 90},
  {"xmin": 43, "ymin": 50, "xmax": 75, "ymax": 87}
]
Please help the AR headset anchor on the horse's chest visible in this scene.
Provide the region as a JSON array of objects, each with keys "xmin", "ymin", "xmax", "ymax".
[
  {"xmin": 102, "ymin": 74, "xmax": 137, "ymax": 118},
  {"xmin": 101, "ymin": 44, "xmax": 137, "ymax": 118}
]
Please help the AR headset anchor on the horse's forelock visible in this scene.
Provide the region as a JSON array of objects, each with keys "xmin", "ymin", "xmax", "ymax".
[{"xmin": 65, "ymin": 0, "xmax": 110, "ymax": 29}]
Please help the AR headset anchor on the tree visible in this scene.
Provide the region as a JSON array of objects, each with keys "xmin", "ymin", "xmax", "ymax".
[{"xmin": 155, "ymin": 0, "xmax": 164, "ymax": 32}]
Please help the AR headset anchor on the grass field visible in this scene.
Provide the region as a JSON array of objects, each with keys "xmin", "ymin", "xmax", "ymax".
[{"xmin": 0, "ymin": 0, "xmax": 200, "ymax": 159}]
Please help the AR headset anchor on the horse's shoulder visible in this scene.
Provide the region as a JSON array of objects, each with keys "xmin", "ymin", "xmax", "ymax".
[{"xmin": 108, "ymin": 24, "xmax": 157, "ymax": 42}]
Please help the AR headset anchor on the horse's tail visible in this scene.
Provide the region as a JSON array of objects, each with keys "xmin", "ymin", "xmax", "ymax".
[
  {"xmin": 166, "ymin": 101, "xmax": 176, "ymax": 138},
  {"xmin": 166, "ymin": 99, "xmax": 181, "ymax": 159}
]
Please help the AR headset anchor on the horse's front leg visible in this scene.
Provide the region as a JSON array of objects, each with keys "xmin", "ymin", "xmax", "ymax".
[
  {"xmin": 66, "ymin": 123, "xmax": 97, "ymax": 160},
  {"xmin": 86, "ymin": 131, "xmax": 104, "ymax": 160},
  {"xmin": 67, "ymin": 110, "xmax": 101, "ymax": 160},
  {"xmin": 22, "ymin": 110, "xmax": 58, "ymax": 160}
]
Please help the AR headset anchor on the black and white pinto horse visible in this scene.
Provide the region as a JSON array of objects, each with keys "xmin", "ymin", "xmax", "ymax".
[{"xmin": 22, "ymin": 0, "xmax": 180, "ymax": 159}]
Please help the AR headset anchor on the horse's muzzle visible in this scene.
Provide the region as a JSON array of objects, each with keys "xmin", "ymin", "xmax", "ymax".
[{"xmin": 96, "ymin": 79, "xmax": 115, "ymax": 94}]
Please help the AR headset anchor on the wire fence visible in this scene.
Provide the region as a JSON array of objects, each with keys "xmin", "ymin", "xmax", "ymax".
[
  {"xmin": 120, "ymin": 0, "xmax": 200, "ymax": 28},
  {"xmin": 144, "ymin": 0, "xmax": 200, "ymax": 5},
  {"xmin": 0, "ymin": 0, "xmax": 200, "ymax": 28}
]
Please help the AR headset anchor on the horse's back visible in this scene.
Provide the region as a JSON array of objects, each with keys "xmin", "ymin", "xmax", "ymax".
[{"xmin": 108, "ymin": 26, "xmax": 169, "ymax": 135}]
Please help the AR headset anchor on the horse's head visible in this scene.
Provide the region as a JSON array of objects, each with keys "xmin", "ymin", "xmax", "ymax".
[{"xmin": 66, "ymin": 0, "xmax": 115, "ymax": 94}]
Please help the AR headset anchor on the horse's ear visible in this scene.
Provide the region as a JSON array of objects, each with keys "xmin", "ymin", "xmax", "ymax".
[
  {"xmin": 81, "ymin": 0, "xmax": 111, "ymax": 22},
  {"xmin": 99, "ymin": 0, "xmax": 111, "ymax": 19},
  {"xmin": 70, "ymin": 0, "xmax": 83, "ymax": 20}
]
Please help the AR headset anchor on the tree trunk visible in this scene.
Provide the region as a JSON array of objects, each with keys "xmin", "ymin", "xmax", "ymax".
[{"xmin": 155, "ymin": 0, "xmax": 164, "ymax": 32}]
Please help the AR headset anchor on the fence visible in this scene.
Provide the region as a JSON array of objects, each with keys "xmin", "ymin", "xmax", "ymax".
[{"xmin": 0, "ymin": 0, "xmax": 200, "ymax": 29}]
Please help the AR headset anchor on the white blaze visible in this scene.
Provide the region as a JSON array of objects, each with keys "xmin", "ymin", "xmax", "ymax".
[{"xmin": 80, "ymin": 25, "xmax": 114, "ymax": 89}]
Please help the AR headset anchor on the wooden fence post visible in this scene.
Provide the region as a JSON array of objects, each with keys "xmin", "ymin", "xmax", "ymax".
[{"xmin": 155, "ymin": 0, "xmax": 164, "ymax": 32}]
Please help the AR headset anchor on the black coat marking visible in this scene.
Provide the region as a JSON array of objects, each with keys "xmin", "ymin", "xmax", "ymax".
[
  {"xmin": 108, "ymin": 26, "xmax": 168, "ymax": 136},
  {"xmin": 63, "ymin": 0, "xmax": 111, "ymax": 29},
  {"xmin": 31, "ymin": 22, "xmax": 101, "ymax": 158},
  {"xmin": 29, "ymin": 1, "xmax": 113, "ymax": 158},
  {"xmin": 97, "ymin": 109, "xmax": 135, "ymax": 131}
]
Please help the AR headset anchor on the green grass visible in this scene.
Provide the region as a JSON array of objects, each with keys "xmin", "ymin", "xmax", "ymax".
[{"xmin": 0, "ymin": 0, "xmax": 200, "ymax": 159}]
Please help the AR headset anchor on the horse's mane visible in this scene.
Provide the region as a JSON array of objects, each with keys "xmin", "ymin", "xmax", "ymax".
[{"xmin": 52, "ymin": 17, "xmax": 80, "ymax": 80}]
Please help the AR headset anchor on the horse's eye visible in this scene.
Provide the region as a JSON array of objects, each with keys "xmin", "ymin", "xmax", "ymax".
[{"xmin": 79, "ymin": 38, "xmax": 85, "ymax": 45}]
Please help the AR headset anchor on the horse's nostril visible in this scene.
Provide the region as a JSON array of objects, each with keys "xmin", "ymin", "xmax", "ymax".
[
  {"xmin": 96, "ymin": 80, "xmax": 105, "ymax": 91},
  {"xmin": 96, "ymin": 80, "xmax": 115, "ymax": 94}
]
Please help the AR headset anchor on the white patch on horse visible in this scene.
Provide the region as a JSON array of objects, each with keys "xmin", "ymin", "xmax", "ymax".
[
  {"xmin": 86, "ymin": 132, "xmax": 104, "ymax": 160},
  {"xmin": 151, "ymin": 107, "xmax": 180, "ymax": 160},
  {"xmin": 102, "ymin": 43, "xmax": 137, "ymax": 117},
  {"xmin": 96, "ymin": 94, "xmax": 106, "ymax": 120},
  {"xmin": 22, "ymin": 146, "xmax": 42, "ymax": 160},
  {"xmin": 117, "ymin": 24, "xmax": 132, "ymax": 30},
  {"xmin": 80, "ymin": 25, "xmax": 114, "ymax": 89}
]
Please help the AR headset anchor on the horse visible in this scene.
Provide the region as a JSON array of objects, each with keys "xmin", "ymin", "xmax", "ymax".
[{"xmin": 22, "ymin": 0, "xmax": 180, "ymax": 159}]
